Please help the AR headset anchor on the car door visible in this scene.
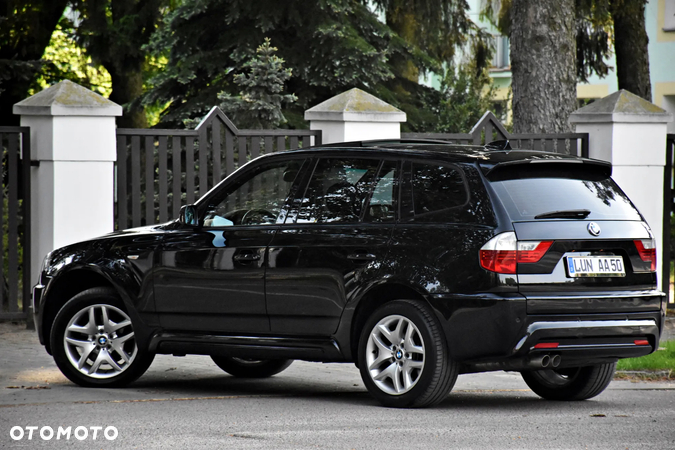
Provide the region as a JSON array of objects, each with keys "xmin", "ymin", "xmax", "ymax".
[
  {"xmin": 154, "ymin": 157, "xmax": 308, "ymax": 333},
  {"xmin": 265, "ymin": 157, "xmax": 399, "ymax": 335}
]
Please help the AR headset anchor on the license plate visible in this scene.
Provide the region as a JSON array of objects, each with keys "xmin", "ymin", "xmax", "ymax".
[{"xmin": 566, "ymin": 256, "xmax": 626, "ymax": 277}]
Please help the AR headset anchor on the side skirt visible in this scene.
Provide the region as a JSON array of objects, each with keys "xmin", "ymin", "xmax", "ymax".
[{"xmin": 149, "ymin": 332, "xmax": 348, "ymax": 362}]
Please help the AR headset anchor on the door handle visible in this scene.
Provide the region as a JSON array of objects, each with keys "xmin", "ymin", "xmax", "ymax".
[
  {"xmin": 233, "ymin": 253, "xmax": 261, "ymax": 262},
  {"xmin": 347, "ymin": 253, "xmax": 376, "ymax": 262}
]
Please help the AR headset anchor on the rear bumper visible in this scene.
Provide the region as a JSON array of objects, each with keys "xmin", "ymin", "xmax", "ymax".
[
  {"xmin": 515, "ymin": 318, "xmax": 659, "ymax": 365},
  {"xmin": 460, "ymin": 315, "xmax": 662, "ymax": 373}
]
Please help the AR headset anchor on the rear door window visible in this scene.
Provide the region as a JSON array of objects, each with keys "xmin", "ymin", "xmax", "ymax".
[
  {"xmin": 403, "ymin": 162, "xmax": 470, "ymax": 223},
  {"xmin": 295, "ymin": 158, "xmax": 381, "ymax": 224}
]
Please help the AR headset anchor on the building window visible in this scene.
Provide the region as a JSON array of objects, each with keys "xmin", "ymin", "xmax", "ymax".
[
  {"xmin": 666, "ymin": 0, "xmax": 675, "ymax": 31},
  {"xmin": 491, "ymin": 35, "xmax": 510, "ymax": 69}
]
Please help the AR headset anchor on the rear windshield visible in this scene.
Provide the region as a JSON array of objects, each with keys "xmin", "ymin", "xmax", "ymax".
[{"xmin": 490, "ymin": 176, "xmax": 642, "ymax": 221}]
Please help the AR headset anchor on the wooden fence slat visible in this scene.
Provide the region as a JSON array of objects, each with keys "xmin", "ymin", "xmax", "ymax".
[
  {"xmin": 145, "ymin": 136, "xmax": 155, "ymax": 225},
  {"xmin": 264, "ymin": 137, "xmax": 273, "ymax": 155},
  {"xmin": 131, "ymin": 136, "xmax": 141, "ymax": 227},
  {"xmin": 251, "ymin": 137, "xmax": 260, "ymax": 159},
  {"xmin": 225, "ymin": 130, "xmax": 235, "ymax": 177},
  {"xmin": 158, "ymin": 136, "xmax": 168, "ymax": 223},
  {"xmin": 290, "ymin": 136, "xmax": 299, "ymax": 150},
  {"xmin": 568, "ymin": 138, "xmax": 578, "ymax": 156},
  {"xmin": 212, "ymin": 120, "xmax": 221, "ymax": 187},
  {"xmin": 117, "ymin": 136, "xmax": 128, "ymax": 230},
  {"xmin": 276, "ymin": 136, "xmax": 285, "ymax": 152},
  {"xmin": 198, "ymin": 127, "xmax": 208, "ymax": 197},
  {"xmin": 7, "ymin": 134, "xmax": 19, "ymax": 311},
  {"xmin": 484, "ymin": 123, "xmax": 493, "ymax": 144},
  {"xmin": 238, "ymin": 137, "xmax": 248, "ymax": 170},
  {"xmin": 0, "ymin": 135, "xmax": 4, "ymax": 308},
  {"xmin": 186, "ymin": 136, "xmax": 196, "ymax": 204},
  {"xmin": 172, "ymin": 136, "xmax": 181, "ymax": 217},
  {"xmin": 20, "ymin": 127, "xmax": 31, "ymax": 314}
]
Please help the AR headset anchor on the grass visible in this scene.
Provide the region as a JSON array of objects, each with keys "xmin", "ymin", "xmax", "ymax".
[{"xmin": 616, "ymin": 340, "xmax": 675, "ymax": 372}]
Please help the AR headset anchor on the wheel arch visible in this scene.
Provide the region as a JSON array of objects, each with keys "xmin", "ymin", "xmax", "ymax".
[
  {"xmin": 41, "ymin": 265, "xmax": 138, "ymax": 354},
  {"xmin": 346, "ymin": 282, "xmax": 430, "ymax": 362}
]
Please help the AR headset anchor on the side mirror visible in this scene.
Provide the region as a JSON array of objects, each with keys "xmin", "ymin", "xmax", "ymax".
[{"xmin": 179, "ymin": 204, "xmax": 199, "ymax": 227}]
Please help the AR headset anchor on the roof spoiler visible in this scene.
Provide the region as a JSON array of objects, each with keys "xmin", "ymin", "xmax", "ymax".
[{"xmin": 486, "ymin": 158, "xmax": 612, "ymax": 181}]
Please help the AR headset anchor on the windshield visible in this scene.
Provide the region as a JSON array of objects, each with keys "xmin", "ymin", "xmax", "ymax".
[{"xmin": 490, "ymin": 177, "xmax": 642, "ymax": 221}]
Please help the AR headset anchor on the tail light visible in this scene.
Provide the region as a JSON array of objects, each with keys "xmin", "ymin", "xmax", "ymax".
[
  {"xmin": 634, "ymin": 239, "xmax": 656, "ymax": 272},
  {"xmin": 480, "ymin": 232, "xmax": 553, "ymax": 274}
]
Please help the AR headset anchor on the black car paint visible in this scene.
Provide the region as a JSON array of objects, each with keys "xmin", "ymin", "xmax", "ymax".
[{"xmin": 34, "ymin": 145, "xmax": 666, "ymax": 369}]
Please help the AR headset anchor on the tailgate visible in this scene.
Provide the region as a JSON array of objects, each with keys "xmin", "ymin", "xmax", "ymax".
[{"xmin": 513, "ymin": 220, "xmax": 661, "ymax": 314}]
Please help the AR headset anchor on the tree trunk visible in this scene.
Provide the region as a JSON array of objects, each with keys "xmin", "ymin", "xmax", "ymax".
[
  {"xmin": 108, "ymin": 64, "xmax": 148, "ymax": 129},
  {"xmin": 611, "ymin": 0, "xmax": 651, "ymax": 102},
  {"xmin": 509, "ymin": 0, "xmax": 577, "ymax": 133}
]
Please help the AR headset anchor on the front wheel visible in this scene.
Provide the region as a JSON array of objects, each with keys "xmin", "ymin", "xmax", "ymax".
[
  {"xmin": 358, "ymin": 300, "xmax": 458, "ymax": 408},
  {"xmin": 521, "ymin": 362, "xmax": 617, "ymax": 401},
  {"xmin": 50, "ymin": 287, "xmax": 154, "ymax": 387},
  {"xmin": 210, "ymin": 356, "xmax": 293, "ymax": 378}
]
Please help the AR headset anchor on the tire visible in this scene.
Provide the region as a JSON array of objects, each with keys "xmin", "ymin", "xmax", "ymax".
[
  {"xmin": 357, "ymin": 300, "xmax": 458, "ymax": 408},
  {"xmin": 210, "ymin": 356, "xmax": 293, "ymax": 378},
  {"xmin": 521, "ymin": 362, "xmax": 617, "ymax": 401},
  {"xmin": 50, "ymin": 287, "xmax": 154, "ymax": 388}
]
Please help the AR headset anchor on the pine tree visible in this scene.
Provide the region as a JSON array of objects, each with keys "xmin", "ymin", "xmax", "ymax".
[{"xmin": 217, "ymin": 39, "xmax": 297, "ymax": 129}]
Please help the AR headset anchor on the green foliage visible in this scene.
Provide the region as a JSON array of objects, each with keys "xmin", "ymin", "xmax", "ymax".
[
  {"xmin": 432, "ymin": 63, "xmax": 499, "ymax": 133},
  {"xmin": 144, "ymin": 0, "xmax": 411, "ymax": 127},
  {"xmin": 0, "ymin": 0, "xmax": 69, "ymax": 124},
  {"xmin": 34, "ymin": 18, "xmax": 112, "ymax": 97},
  {"xmin": 616, "ymin": 340, "xmax": 675, "ymax": 371},
  {"xmin": 70, "ymin": 0, "xmax": 168, "ymax": 127},
  {"xmin": 216, "ymin": 38, "xmax": 297, "ymax": 129}
]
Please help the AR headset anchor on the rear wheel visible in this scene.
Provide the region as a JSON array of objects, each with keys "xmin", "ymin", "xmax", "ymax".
[
  {"xmin": 521, "ymin": 362, "xmax": 616, "ymax": 400},
  {"xmin": 50, "ymin": 287, "xmax": 154, "ymax": 387},
  {"xmin": 358, "ymin": 300, "xmax": 458, "ymax": 408},
  {"xmin": 210, "ymin": 356, "xmax": 293, "ymax": 378}
]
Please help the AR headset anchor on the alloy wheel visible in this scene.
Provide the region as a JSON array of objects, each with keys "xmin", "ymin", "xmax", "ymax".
[
  {"xmin": 365, "ymin": 314, "xmax": 425, "ymax": 395},
  {"xmin": 63, "ymin": 304, "xmax": 138, "ymax": 379}
]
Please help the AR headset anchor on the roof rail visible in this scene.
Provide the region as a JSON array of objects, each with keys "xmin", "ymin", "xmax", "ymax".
[{"xmin": 319, "ymin": 138, "xmax": 460, "ymax": 147}]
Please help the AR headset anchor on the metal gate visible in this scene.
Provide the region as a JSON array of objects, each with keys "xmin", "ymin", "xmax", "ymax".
[
  {"xmin": 665, "ymin": 134, "xmax": 675, "ymax": 308},
  {"xmin": 0, "ymin": 126, "xmax": 31, "ymax": 321}
]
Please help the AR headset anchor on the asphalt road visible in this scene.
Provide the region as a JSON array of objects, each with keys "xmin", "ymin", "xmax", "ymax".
[{"xmin": 1, "ymin": 322, "xmax": 674, "ymax": 450}]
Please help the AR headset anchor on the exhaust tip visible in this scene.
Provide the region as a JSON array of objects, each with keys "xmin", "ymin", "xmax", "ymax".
[
  {"xmin": 541, "ymin": 355, "xmax": 551, "ymax": 368},
  {"xmin": 551, "ymin": 354, "xmax": 561, "ymax": 368}
]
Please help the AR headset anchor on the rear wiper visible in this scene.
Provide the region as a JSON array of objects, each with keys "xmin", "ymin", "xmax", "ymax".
[{"xmin": 534, "ymin": 209, "xmax": 591, "ymax": 220}]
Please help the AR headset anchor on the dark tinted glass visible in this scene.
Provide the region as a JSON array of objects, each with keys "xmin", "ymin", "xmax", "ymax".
[
  {"xmin": 411, "ymin": 163, "xmax": 468, "ymax": 220},
  {"xmin": 364, "ymin": 160, "xmax": 398, "ymax": 223},
  {"xmin": 490, "ymin": 177, "xmax": 642, "ymax": 221},
  {"xmin": 296, "ymin": 158, "xmax": 381, "ymax": 223},
  {"xmin": 202, "ymin": 160, "xmax": 303, "ymax": 226}
]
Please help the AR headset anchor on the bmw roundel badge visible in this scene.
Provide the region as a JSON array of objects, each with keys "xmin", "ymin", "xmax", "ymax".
[{"xmin": 587, "ymin": 222, "xmax": 601, "ymax": 236}]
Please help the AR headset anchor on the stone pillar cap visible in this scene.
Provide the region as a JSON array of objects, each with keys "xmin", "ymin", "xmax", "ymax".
[
  {"xmin": 305, "ymin": 88, "xmax": 406, "ymax": 123},
  {"xmin": 13, "ymin": 79, "xmax": 122, "ymax": 117},
  {"xmin": 569, "ymin": 89, "xmax": 672, "ymax": 124}
]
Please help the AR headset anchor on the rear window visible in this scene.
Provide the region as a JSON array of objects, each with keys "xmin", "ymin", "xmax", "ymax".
[{"xmin": 490, "ymin": 177, "xmax": 642, "ymax": 221}]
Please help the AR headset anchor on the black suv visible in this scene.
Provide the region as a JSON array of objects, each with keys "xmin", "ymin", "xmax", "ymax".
[{"xmin": 33, "ymin": 141, "xmax": 665, "ymax": 408}]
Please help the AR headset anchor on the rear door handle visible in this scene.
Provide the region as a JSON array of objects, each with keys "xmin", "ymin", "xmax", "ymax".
[
  {"xmin": 233, "ymin": 253, "xmax": 261, "ymax": 262},
  {"xmin": 347, "ymin": 253, "xmax": 376, "ymax": 262}
]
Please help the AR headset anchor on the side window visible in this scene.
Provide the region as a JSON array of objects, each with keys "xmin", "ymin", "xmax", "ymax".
[
  {"xmin": 410, "ymin": 162, "xmax": 468, "ymax": 222},
  {"xmin": 296, "ymin": 158, "xmax": 381, "ymax": 224},
  {"xmin": 364, "ymin": 160, "xmax": 398, "ymax": 223},
  {"xmin": 202, "ymin": 159, "xmax": 304, "ymax": 227}
]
